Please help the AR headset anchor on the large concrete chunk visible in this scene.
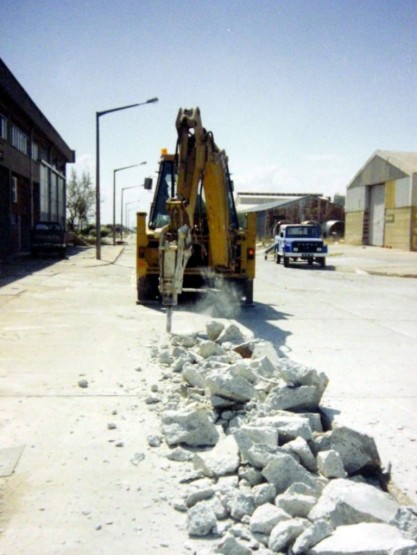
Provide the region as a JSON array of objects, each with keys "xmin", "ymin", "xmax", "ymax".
[
  {"xmin": 309, "ymin": 522, "xmax": 417, "ymax": 554},
  {"xmin": 187, "ymin": 500, "xmax": 218, "ymax": 536},
  {"xmin": 217, "ymin": 324, "xmax": 245, "ymax": 344},
  {"xmin": 282, "ymin": 436, "xmax": 317, "ymax": 472},
  {"xmin": 262, "ymin": 453, "xmax": 319, "ymax": 493},
  {"xmin": 206, "ymin": 320, "xmax": 225, "ymax": 341},
  {"xmin": 195, "ymin": 339, "xmax": 225, "ymax": 359},
  {"xmin": 233, "ymin": 425, "xmax": 279, "ymax": 466},
  {"xmin": 214, "ymin": 534, "xmax": 252, "ymax": 555},
  {"xmin": 279, "ymin": 360, "xmax": 329, "ymax": 399},
  {"xmin": 193, "ymin": 434, "xmax": 240, "ymax": 477},
  {"xmin": 390, "ymin": 507, "xmax": 417, "ymax": 541},
  {"xmin": 276, "ymin": 491, "xmax": 317, "ymax": 518},
  {"xmin": 205, "ymin": 369, "xmax": 257, "ymax": 402},
  {"xmin": 162, "ymin": 404, "xmax": 219, "ymax": 447},
  {"xmin": 265, "ymin": 384, "xmax": 323, "ymax": 412},
  {"xmin": 252, "ymin": 483, "xmax": 277, "ymax": 506},
  {"xmin": 308, "ymin": 478, "xmax": 400, "ymax": 528},
  {"xmin": 292, "ymin": 519, "xmax": 333, "ymax": 554},
  {"xmin": 253, "ymin": 412, "xmax": 313, "ymax": 442},
  {"xmin": 315, "ymin": 426, "xmax": 381, "ymax": 475},
  {"xmin": 317, "ymin": 449, "xmax": 347, "ymax": 479},
  {"xmin": 229, "ymin": 490, "xmax": 255, "ymax": 521},
  {"xmin": 250, "ymin": 503, "xmax": 291, "ymax": 535},
  {"xmin": 182, "ymin": 363, "xmax": 206, "ymax": 388},
  {"xmin": 268, "ymin": 518, "xmax": 309, "ymax": 552}
]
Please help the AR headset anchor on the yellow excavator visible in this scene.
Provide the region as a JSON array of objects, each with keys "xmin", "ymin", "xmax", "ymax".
[{"xmin": 136, "ymin": 107, "xmax": 256, "ymax": 331}]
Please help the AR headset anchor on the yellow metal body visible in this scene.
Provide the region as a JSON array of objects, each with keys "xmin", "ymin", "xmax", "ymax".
[{"xmin": 136, "ymin": 107, "xmax": 256, "ymax": 305}]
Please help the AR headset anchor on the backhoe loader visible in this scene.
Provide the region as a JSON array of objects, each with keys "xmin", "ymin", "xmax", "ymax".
[{"xmin": 136, "ymin": 108, "xmax": 256, "ymax": 330}]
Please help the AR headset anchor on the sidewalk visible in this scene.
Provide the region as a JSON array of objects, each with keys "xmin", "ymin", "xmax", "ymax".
[{"xmin": 328, "ymin": 243, "xmax": 417, "ymax": 278}]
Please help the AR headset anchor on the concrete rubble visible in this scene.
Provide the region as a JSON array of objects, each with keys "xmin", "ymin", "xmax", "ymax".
[{"xmin": 147, "ymin": 321, "xmax": 417, "ymax": 554}]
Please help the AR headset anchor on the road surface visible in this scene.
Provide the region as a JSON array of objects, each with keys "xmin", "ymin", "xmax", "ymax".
[{"xmin": 0, "ymin": 240, "xmax": 416, "ymax": 554}]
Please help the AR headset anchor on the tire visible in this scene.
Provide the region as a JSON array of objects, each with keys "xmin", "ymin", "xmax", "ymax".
[
  {"xmin": 320, "ymin": 258, "xmax": 326, "ymax": 268},
  {"xmin": 283, "ymin": 257, "xmax": 289, "ymax": 268},
  {"xmin": 276, "ymin": 254, "xmax": 281, "ymax": 264},
  {"xmin": 137, "ymin": 275, "xmax": 159, "ymax": 303},
  {"xmin": 308, "ymin": 257, "xmax": 313, "ymax": 265},
  {"xmin": 243, "ymin": 279, "xmax": 254, "ymax": 306}
]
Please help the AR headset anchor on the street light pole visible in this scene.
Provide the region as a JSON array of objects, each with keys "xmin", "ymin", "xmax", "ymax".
[
  {"xmin": 95, "ymin": 97, "xmax": 158, "ymax": 260},
  {"xmin": 112, "ymin": 162, "xmax": 146, "ymax": 245},
  {"xmin": 125, "ymin": 200, "xmax": 141, "ymax": 231},
  {"xmin": 120, "ymin": 185, "xmax": 142, "ymax": 241}
]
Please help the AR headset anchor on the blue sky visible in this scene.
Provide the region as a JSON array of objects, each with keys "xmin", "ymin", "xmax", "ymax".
[{"xmin": 2, "ymin": 0, "xmax": 417, "ymax": 224}]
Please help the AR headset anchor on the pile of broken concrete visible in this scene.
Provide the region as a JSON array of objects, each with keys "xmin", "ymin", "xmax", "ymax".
[{"xmin": 148, "ymin": 321, "xmax": 417, "ymax": 554}]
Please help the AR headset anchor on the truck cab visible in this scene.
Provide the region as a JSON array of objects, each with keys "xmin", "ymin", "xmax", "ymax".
[{"xmin": 274, "ymin": 224, "xmax": 327, "ymax": 268}]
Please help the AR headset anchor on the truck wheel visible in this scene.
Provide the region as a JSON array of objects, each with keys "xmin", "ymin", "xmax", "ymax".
[
  {"xmin": 284, "ymin": 257, "xmax": 290, "ymax": 268},
  {"xmin": 243, "ymin": 279, "xmax": 254, "ymax": 306},
  {"xmin": 276, "ymin": 254, "xmax": 281, "ymax": 264},
  {"xmin": 308, "ymin": 257, "xmax": 313, "ymax": 265},
  {"xmin": 320, "ymin": 258, "xmax": 326, "ymax": 268},
  {"xmin": 137, "ymin": 276, "xmax": 159, "ymax": 303}
]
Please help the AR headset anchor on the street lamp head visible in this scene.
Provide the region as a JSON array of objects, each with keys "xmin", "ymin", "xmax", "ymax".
[{"xmin": 146, "ymin": 97, "xmax": 159, "ymax": 104}]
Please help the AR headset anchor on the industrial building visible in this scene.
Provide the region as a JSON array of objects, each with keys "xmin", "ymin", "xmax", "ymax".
[
  {"xmin": 235, "ymin": 192, "xmax": 344, "ymax": 239},
  {"xmin": 345, "ymin": 151, "xmax": 417, "ymax": 251},
  {"xmin": 0, "ymin": 59, "xmax": 75, "ymax": 256}
]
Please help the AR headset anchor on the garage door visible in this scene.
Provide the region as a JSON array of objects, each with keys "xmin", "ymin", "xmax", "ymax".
[{"xmin": 369, "ymin": 184, "xmax": 385, "ymax": 246}]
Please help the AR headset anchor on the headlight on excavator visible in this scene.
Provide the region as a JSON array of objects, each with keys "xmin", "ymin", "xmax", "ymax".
[{"xmin": 247, "ymin": 247, "xmax": 255, "ymax": 260}]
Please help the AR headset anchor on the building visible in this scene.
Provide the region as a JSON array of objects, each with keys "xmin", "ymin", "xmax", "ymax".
[
  {"xmin": 0, "ymin": 59, "xmax": 75, "ymax": 256},
  {"xmin": 345, "ymin": 150, "xmax": 417, "ymax": 251},
  {"xmin": 236, "ymin": 192, "xmax": 344, "ymax": 239}
]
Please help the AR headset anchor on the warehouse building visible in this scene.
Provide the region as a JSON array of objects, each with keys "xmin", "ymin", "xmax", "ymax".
[
  {"xmin": 236, "ymin": 192, "xmax": 344, "ymax": 239},
  {"xmin": 0, "ymin": 59, "xmax": 75, "ymax": 256},
  {"xmin": 345, "ymin": 151, "xmax": 417, "ymax": 251}
]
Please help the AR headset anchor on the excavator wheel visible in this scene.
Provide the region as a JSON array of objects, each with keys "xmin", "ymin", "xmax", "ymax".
[
  {"xmin": 137, "ymin": 275, "xmax": 159, "ymax": 304},
  {"xmin": 243, "ymin": 279, "xmax": 254, "ymax": 307}
]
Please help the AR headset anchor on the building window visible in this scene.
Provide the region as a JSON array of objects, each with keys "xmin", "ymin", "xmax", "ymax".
[
  {"xmin": 11, "ymin": 124, "xmax": 28, "ymax": 154},
  {"xmin": 40, "ymin": 162, "xmax": 66, "ymax": 226},
  {"xmin": 0, "ymin": 114, "xmax": 7, "ymax": 140},
  {"xmin": 32, "ymin": 141, "xmax": 39, "ymax": 161},
  {"xmin": 11, "ymin": 176, "xmax": 18, "ymax": 203}
]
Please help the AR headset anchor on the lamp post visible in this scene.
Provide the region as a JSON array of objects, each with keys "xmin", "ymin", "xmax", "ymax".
[
  {"xmin": 120, "ymin": 185, "xmax": 142, "ymax": 241},
  {"xmin": 113, "ymin": 161, "xmax": 146, "ymax": 245},
  {"xmin": 125, "ymin": 200, "xmax": 141, "ymax": 231},
  {"xmin": 95, "ymin": 97, "xmax": 158, "ymax": 260}
]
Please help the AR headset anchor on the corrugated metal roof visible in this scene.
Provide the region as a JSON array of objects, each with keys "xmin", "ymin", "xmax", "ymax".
[
  {"xmin": 376, "ymin": 150, "xmax": 417, "ymax": 175},
  {"xmin": 348, "ymin": 150, "xmax": 417, "ymax": 189},
  {"xmin": 236, "ymin": 195, "xmax": 318, "ymax": 214},
  {"xmin": 236, "ymin": 199, "xmax": 295, "ymax": 213}
]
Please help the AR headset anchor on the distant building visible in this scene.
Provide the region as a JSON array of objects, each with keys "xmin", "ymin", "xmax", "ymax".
[
  {"xmin": 0, "ymin": 59, "xmax": 75, "ymax": 256},
  {"xmin": 235, "ymin": 192, "xmax": 344, "ymax": 239},
  {"xmin": 345, "ymin": 150, "xmax": 417, "ymax": 251}
]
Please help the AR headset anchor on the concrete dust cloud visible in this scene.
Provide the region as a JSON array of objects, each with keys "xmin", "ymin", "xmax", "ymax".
[{"xmin": 187, "ymin": 274, "xmax": 243, "ymax": 319}]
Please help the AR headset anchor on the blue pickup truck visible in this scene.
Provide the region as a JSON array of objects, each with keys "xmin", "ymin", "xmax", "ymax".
[{"xmin": 270, "ymin": 224, "xmax": 327, "ymax": 268}]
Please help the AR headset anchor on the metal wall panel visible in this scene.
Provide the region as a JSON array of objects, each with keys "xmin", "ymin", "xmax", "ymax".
[
  {"xmin": 395, "ymin": 177, "xmax": 411, "ymax": 208},
  {"xmin": 346, "ymin": 185, "xmax": 366, "ymax": 211}
]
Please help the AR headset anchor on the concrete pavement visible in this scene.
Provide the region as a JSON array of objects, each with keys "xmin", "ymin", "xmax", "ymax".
[{"xmin": 0, "ymin": 239, "xmax": 416, "ymax": 555}]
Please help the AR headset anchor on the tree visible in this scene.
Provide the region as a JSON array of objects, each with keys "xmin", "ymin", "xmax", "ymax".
[{"xmin": 66, "ymin": 169, "xmax": 95, "ymax": 232}]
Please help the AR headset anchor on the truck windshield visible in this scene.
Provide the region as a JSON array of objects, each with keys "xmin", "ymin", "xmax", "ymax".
[{"xmin": 286, "ymin": 226, "xmax": 321, "ymax": 238}]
